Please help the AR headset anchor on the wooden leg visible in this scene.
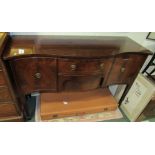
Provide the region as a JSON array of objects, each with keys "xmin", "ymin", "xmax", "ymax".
[{"xmin": 118, "ymin": 84, "xmax": 131, "ymax": 106}]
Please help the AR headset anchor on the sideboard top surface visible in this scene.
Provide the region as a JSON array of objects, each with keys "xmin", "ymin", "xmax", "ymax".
[{"xmin": 3, "ymin": 35, "xmax": 151, "ymax": 60}]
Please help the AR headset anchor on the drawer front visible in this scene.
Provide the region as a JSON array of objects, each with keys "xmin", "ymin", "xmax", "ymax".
[
  {"xmin": 106, "ymin": 54, "xmax": 147, "ymax": 85},
  {"xmin": 0, "ymin": 87, "xmax": 12, "ymax": 102},
  {"xmin": 0, "ymin": 70, "xmax": 6, "ymax": 86},
  {"xmin": 0, "ymin": 103, "xmax": 19, "ymax": 118},
  {"xmin": 11, "ymin": 57, "xmax": 57, "ymax": 94},
  {"xmin": 58, "ymin": 58, "xmax": 108, "ymax": 75},
  {"xmin": 58, "ymin": 75, "xmax": 103, "ymax": 91}
]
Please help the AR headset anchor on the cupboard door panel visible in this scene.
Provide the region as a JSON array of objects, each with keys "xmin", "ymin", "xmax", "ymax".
[
  {"xmin": 11, "ymin": 58, "xmax": 36, "ymax": 94},
  {"xmin": 35, "ymin": 58, "xmax": 57, "ymax": 92},
  {"xmin": 106, "ymin": 54, "xmax": 146, "ymax": 85},
  {"xmin": 11, "ymin": 57, "xmax": 57, "ymax": 94}
]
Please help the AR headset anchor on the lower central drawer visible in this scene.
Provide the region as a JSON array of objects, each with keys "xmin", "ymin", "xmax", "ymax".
[{"xmin": 58, "ymin": 75, "xmax": 103, "ymax": 91}]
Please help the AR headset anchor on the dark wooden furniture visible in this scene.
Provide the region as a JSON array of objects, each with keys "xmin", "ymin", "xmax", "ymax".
[
  {"xmin": 0, "ymin": 33, "xmax": 22, "ymax": 121},
  {"xmin": 1, "ymin": 35, "xmax": 152, "ymax": 121}
]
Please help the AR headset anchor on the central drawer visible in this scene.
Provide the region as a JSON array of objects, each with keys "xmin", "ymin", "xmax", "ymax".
[
  {"xmin": 58, "ymin": 58, "xmax": 105, "ymax": 75},
  {"xmin": 58, "ymin": 58, "xmax": 114, "ymax": 91}
]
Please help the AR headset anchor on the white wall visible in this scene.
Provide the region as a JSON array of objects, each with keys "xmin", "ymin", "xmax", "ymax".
[{"xmin": 127, "ymin": 32, "xmax": 155, "ymax": 53}]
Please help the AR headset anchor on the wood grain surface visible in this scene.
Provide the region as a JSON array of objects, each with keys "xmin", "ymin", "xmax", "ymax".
[
  {"xmin": 40, "ymin": 88, "xmax": 118, "ymax": 120},
  {"xmin": 3, "ymin": 35, "xmax": 151, "ymax": 60}
]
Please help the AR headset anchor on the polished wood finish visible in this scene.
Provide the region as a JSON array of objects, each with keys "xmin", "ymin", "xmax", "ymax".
[
  {"xmin": 106, "ymin": 54, "xmax": 147, "ymax": 85},
  {"xmin": 4, "ymin": 36, "xmax": 151, "ymax": 100},
  {"xmin": 1, "ymin": 35, "xmax": 152, "ymax": 121},
  {"xmin": 0, "ymin": 87, "xmax": 12, "ymax": 102},
  {"xmin": 58, "ymin": 58, "xmax": 113, "ymax": 75},
  {"xmin": 0, "ymin": 70, "xmax": 6, "ymax": 85},
  {"xmin": 3, "ymin": 35, "xmax": 150, "ymax": 60},
  {"xmin": 10, "ymin": 57, "xmax": 57, "ymax": 94},
  {"xmin": 0, "ymin": 32, "xmax": 8, "ymax": 56},
  {"xmin": 58, "ymin": 58, "xmax": 114, "ymax": 91},
  {"xmin": 0, "ymin": 33, "xmax": 22, "ymax": 121},
  {"xmin": 0, "ymin": 103, "xmax": 19, "ymax": 118},
  {"xmin": 40, "ymin": 88, "xmax": 118, "ymax": 120},
  {"xmin": 9, "ymin": 53, "xmax": 149, "ymax": 95},
  {"xmin": 58, "ymin": 75, "xmax": 103, "ymax": 91}
]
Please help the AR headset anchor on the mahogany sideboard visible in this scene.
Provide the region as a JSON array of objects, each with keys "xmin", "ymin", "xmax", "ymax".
[{"xmin": 0, "ymin": 33, "xmax": 152, "ymax": 121}]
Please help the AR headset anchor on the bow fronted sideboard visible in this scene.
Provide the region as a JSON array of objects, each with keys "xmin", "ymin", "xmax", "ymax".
[{"xmin": 0, "ymin": 33, "xmax": 152, "ymax": 121}]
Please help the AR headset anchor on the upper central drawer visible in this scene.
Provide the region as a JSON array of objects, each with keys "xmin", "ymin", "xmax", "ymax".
[{"xmin": 58, "ymin": 58, "xmax": 106, "ymax": 75}]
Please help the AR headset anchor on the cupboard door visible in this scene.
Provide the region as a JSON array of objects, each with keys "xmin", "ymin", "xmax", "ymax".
[
  {"xmin": 35, "ymin": 58, "xmax": 57, "ymax": 92},
  {"xmin": 11, "ymin": 58, "xmax": 36, "ymax": 94},
  {"xmin": 11, "ymin": 57, "xmax": 57, "ymax": 94},
  {"xmin": 106, "ymin": 54, "xmax": 147, "ymax": 85}
]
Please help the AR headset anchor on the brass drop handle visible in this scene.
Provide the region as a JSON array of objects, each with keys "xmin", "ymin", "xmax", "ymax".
[
  {"xmin": 70, "ymin": 64, "xmax": 77, "ymax": 71},
  {"xmin": 35, "ymin": 72, "xmax": 41, "ymax": 79},
  {"xmin": 100, "ymin": 63, "xmax": 104, "ymax": 70},
  {"xmin": 120, "ymin": 67, "xmax": 126, "ymax": 73}
]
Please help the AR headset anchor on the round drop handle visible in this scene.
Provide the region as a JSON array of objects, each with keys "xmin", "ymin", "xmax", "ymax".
[
  {"xmin": 70, "ymin": 64, "xmax": 77, "ymax": 71},
  {"xmin": 100, "ymin": 63, "xmax": 104, "ymax": 70},
  {"xmin": 121, "ymin": 67, "xmax": 126, "ymax": 73},
  {"xmin": 35, "ymin": 72, "xmax": 41, "ymax": 79}
]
